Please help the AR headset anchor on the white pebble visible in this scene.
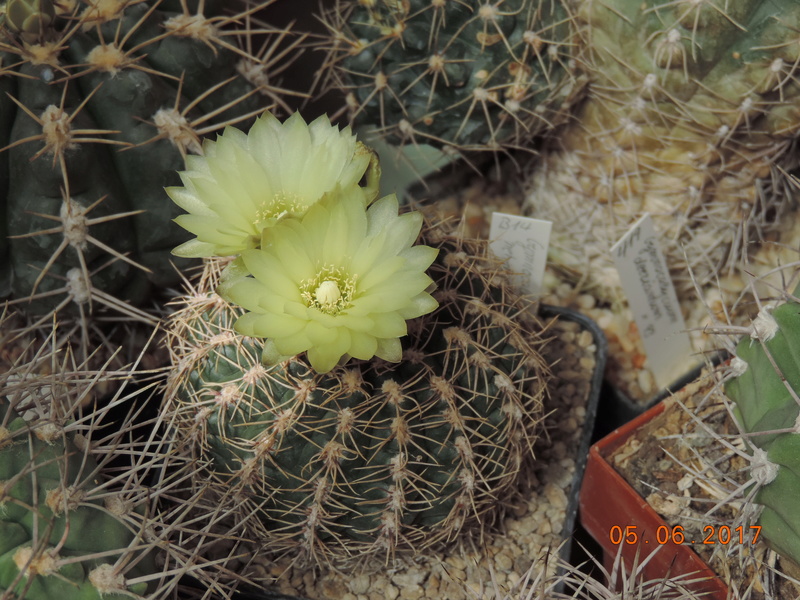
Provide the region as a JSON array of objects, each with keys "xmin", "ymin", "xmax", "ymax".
[
  {"xmin": 392, "ymin": 569, "xmax": 425, "ymax": 588},
  {"xmin": 495, "ymin": 550, "xmax": 513, "ymax": 572},
  {"xmin": 514, "ymin": 517, "xmax": 537, "ymax": 536},
  {"xmin": 384, "ymin": 584, "xmax": 399, "ymax": 600},
  {"xmin": 349, "ymin": 574, "xmax": 370, "ymax": 595}
]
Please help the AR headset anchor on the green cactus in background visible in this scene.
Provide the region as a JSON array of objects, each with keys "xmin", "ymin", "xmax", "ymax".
[
  {"xmin": 0, "ymin": 406, "xmax": 158, "ymax": 600},
  {"xmin": 162, "ymin": 214, "xmax": 551, "ymax": 566},
  {"xmin": 0, "ymin": 307, "xmax": 255, "ymax": 599},
  {"xmin": 319, "ymin": 0, "xmax": 582, "ymax": 154},
  {"xmin": 0, "ymin": 310, "xmax": 163, "ymax": 600},
  {"xmin": 524, "ymin": 0, "xmax": 800, "ymax": 299},
  {"xmin": 724, "ymin": 293, "xmax": 800, "ymax": 570},
  {"xmin": 0, "ymin": 0, "xmax": 303, "ymax": 322}
]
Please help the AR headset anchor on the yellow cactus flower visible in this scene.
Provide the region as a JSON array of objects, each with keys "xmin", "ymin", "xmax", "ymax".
[
  {"xmin": 217, "ymin": 187, "xmax": 439, "ymax": 373},
  {"xmin": 4, "ymin": 0, "xmax": 56, "ymax": 41},
  {"xmin": 168, "ymin": 112, "xmax": 380, "ymax": 258}
]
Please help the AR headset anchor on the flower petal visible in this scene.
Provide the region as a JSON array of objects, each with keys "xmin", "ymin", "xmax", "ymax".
[
  {"xmin": 304, "ymin": 319, "xmax": 339, "ymax": 347},
  {"xmin": 240, "ymin": 250, "xmax": 303, "ymax": 303},
  {"xmin": 365, "ymin": 195, "xmax": 400, "ymax": 237},
  {"xmin": 235, "ymin": 311, "xmax": 306, "ymax": 339},
  {"xmin": 166, "ymin": 186, "xmax": 215, "ymax": 217},
  {"xmin": 174, "ymin": 214, "xmax": 252, "ymax": 248},
  {"xmin": 273, "ymin": 331, "xmax": 313, "ymax": 357},
  {"xmin": 261, "ymin": 339, "xmax": 294, "ymax": 366},
  {"xmin": 375, "ymin": 337, "xmax": 402, "ymax": 363},
  {"xmin": 171, "ymin": 239, "xmax": 220, "ymax": 258},
  {"xmin": 169, "ymin": 111, "xmax": 380, "ymax": 258},
  {"xmin": 355, "ymin": 256, "xmax": 405, "ymax": 292},
  {"xmin": 348, "ymin": 331, "xmax": 378, "ymax": 361},
  {"xmin": 219, "ymin": 278, "xmax": 275, "ymax": 313},
  {"xmin": 398, "ymin": 292, "xmax": 439, "ymax": 319},
  {"xmin": 400, "ymin": 245, "xmax": 439, "ymax": 271},
  {"xmin": 369, "ymin": 311, "xmax": 408, "ymax": 338},
  {"xmin": 306, "ymin": 329, "xmax": 351, "ymax": 373}
]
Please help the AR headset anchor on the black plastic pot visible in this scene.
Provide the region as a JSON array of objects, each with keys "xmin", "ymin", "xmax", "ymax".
[
  {"xmin": 540, "ymin": 304, "xmax": 607, "ymax": 573},
  {"xmin": 190, "ymin": 305, "xmax": 608, "ymax": 600}
]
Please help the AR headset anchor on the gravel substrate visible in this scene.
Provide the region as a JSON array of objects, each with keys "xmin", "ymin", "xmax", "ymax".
[
  {"xmin": 540, "ymin": 215, "xmax": 800, "ymax": 404},
  {"xmin": 431, "ymin": 178, "xmax": 800, "ymax": 406},
  {"xmin": 241, "ymin": 316, "xmax": 599, "ymax": 600}
]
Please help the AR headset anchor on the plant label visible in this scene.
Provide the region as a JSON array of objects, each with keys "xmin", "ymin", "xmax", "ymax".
[
  {"xmin": 489, "ymin": 213, "xmax": 552, "ymax": 296},
  {"xmin": 611, "ymin": 214, "xmax": 694, "ymax": 388}
]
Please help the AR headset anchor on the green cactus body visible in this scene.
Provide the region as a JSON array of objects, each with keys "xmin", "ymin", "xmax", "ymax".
[
  {"xmin": 523, "ymin": 0, "xmax": 800, "ymax": 300},
  {"xmin": 322, "ymin": 0, "xmax": 581, "ymax": 153},
  {"xmin": 0, "ymin": 0, "xmax": 297, "ymax": 315},
  {"xmin": 163, "ymin": 217, "xmax": 551, "ymax": 564},
  {"xmin": 725, "ymin": 299, "xmax": 800, "ymax": 569},
  {"xmin": 0, "ymin": 407, "xmax": 157, "ymax": 599}
]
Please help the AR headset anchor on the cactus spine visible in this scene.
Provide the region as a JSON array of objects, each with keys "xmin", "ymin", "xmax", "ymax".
[
  {"xmin": 0, "ymin": 308, "xmax": 256, "ymax": 599},
  {"xmin": 524, "ymin": 0, "xmax": 800, "ymax": 299},
  {"xmin": 0, "ymin": 309, "xmax": 162, "ymax": 600},
  {"xmin": 0, "ymin": 407, "xmax": 159, "ymax": 600}
]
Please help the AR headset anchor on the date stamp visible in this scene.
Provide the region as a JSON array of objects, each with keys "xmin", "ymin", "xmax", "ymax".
[{"xmin": 609, "ymin": 525, "xmax": 762, "ymax": 546}]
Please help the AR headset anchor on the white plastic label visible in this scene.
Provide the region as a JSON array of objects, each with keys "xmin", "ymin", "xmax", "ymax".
[
  {"xmin": 489, "ymin": 213, "xmax": 552, "ymax": 296},
  {"xmin": 611, "ymin": 214, "xmax": 693, "ymax": 388}
]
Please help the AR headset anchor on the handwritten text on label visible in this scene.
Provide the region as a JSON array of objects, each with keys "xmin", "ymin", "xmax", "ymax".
[
  {"xmin": 489, "ymin": 213, "xmax": 552, "ymax": 296},
  {"xmin": 611, "ymin": 214, "xmax": 694, "ymax": 388}
]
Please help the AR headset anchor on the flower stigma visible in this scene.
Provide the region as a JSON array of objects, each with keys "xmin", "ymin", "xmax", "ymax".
[
  {"xmin": 300, "ymin": 265, "xmax": 357, "ymax": 315},
  {"xmin": 315, "ymin": 281, "xmax": 341, "ymax": 306}
]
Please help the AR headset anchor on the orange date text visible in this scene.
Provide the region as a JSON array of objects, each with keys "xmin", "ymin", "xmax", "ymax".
[{"xmin": 609, "ymin": 525, "xmax": 761, "ymax": 546}]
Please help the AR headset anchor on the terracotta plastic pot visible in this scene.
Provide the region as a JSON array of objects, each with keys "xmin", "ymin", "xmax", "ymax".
[{"xmin": 579, "ymin": 400, "xmax": 728, "ymax": 598}]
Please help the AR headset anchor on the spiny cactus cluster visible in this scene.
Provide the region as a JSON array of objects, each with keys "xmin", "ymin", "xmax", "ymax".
[
  {"xmin": 0, "ymin": 312, "xmax": 163, "ymax": 600},
  {"xmin": 319, "ymin": 0, "xmax": 582, "ymax": 154},
  {"xmin": 724, "ymin": 290, "xmax": 800, "ymax": 572},
  {"xmin": 524, "ymin": 0, "xmax": 800, "ymax": 300},
  {"xmin": 0, "ymin": 308, "xmax": 256, "ymax": 600},
  {"xmin": 0, "ymin": 404, "xmax": 160, "ymax": 600},
  {"xmin": 0, "ymin": 0, "xmax": 302, "ymax": 324},
  {"xmin": 162, "ymin": 214, "xmax": 552, "ymax": 566}
]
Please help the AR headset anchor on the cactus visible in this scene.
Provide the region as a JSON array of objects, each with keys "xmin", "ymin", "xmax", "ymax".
[
  {"xmin": 0, "ymin": 310, "xmax": 162, "ymax": 600},
  {"xmin": 724, "ymin": 293, "xmax": 800, "ymax": 570},
  {"xmin": 0, "ymin": 0, "xmax": 303, "ymax": 322},
  {"xmin": 318, "ymin": 0, "xmax": 582, "ymax": 154},
  {"xmin": 523, "ymin": 0, "xmax": 800, "ymax": 300},
  {"xmin": 162, "ymin": 212, "xmax": 552, "ymax": 566},
  {"xmin": 0, "ymin": 406, "xmax": 160, "ymax": 600},
  {"xmin": 0, "ymin": 307, "xmax": 255, "ymax": 599}
]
